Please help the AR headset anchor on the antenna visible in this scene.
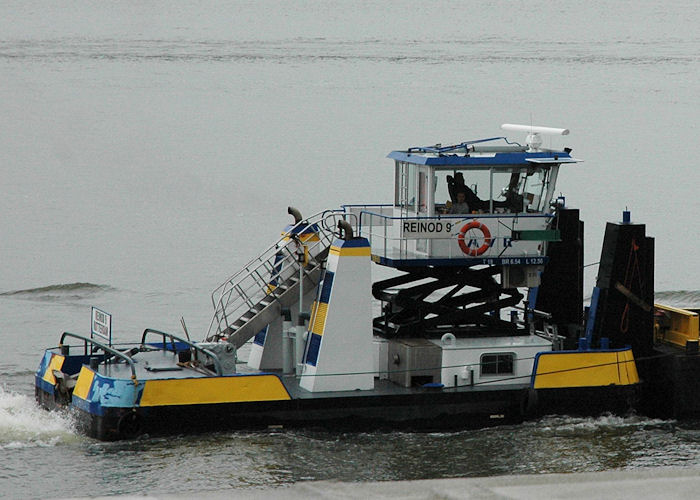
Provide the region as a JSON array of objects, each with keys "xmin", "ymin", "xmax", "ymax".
[{"xmin": 501, "ymin": 123, "xmax": 569, "ymax": 152}]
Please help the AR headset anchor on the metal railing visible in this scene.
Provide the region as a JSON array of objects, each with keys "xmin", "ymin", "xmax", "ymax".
[
  {"xmin": 205, "ymin": 209, "xmax": 345, "ymax": 342},
  {"xmin": 141, "ymin": 328, "xmax": 224, "ymax": 376},
  {"xmin": 59, "ymin": 331, "xmax": 138, "ymax": 381},
  {"xmin": 356, "ymin": 210, "xmax": 553, "ymax": 262}
]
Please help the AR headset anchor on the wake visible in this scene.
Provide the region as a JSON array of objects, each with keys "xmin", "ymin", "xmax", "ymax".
[{"xmin": 0, "ymin": 386, "xmax": 78, "ymax": 448}]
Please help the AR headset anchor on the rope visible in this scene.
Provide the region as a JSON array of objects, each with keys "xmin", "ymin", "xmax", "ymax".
[{"xmin": 620, "ymin": 239, "xmax": 644, "ymax": 334}]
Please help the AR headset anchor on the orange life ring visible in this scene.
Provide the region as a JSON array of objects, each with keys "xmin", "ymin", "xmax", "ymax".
[{"xmin": 458, "ymin": 221, "xmax": 492, "ymax": 256}]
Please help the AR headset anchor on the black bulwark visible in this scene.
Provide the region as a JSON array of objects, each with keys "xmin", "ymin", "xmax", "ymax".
[
  {"xmin": 534, "ymin": 208, "xmax": 584, "ymax": 344},
  {"xmin": 591, "ymin": 220, "xmax": 655, "ymax": 357}
]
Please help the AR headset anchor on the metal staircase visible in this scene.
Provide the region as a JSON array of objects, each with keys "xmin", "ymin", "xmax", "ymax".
[{"xmin": 205, "ymin": 209, "xmax": 343, "ymax": 350}]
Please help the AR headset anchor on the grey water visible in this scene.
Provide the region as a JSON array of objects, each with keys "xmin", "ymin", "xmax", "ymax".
[{"xmin": 1, "ymin": 0, "xmax": 698, "ymax": 497}]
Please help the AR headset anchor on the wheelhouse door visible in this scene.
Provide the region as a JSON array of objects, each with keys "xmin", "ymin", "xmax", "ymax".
[{"xmin": 416, "ymin": 165, "xmax": 432, "ymax": 254}]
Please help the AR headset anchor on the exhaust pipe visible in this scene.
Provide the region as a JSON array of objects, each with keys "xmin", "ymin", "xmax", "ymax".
[
  {"xmin": 337, "ymin": 220, "xmax": 353, "ymax": 241},
  {"xmin": 287, "ymin": 206, "xmax": 303, "ymax": 224}
]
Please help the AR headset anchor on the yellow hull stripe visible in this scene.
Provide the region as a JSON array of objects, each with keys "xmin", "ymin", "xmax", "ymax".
[
  {"xmin": 139, "ymin": 374, "xmax": 291, "ymax": 407},
  {"xmin": 533, "ymin": 350, "xmax": 639, "ymax": 389},
  {"xmin": 329, "ymin": 245, "xmax": 371, "ymax": 257},
  {"xmin": 310, "ymin": 302, "xmax": 329, "ymax": 336},
  {"xmin": 42, "ymin": 354, "xmax": 65, "ymax": 385},
  {"xmin": 72, "ymin": 366, "xmax": 96, "ymax": 400}
]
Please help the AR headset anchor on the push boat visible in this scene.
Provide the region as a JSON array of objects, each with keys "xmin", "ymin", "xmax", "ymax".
[{"xmin": 36, "ymin": 124, "xmax": 643, "ymax": 441}]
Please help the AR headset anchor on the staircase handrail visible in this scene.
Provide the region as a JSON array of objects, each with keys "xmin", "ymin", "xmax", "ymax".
[{"xmin": 205, "ymin": 208, "xmax": 348, "ymax": 341}]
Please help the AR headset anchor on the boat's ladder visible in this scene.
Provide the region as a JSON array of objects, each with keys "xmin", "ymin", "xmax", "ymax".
[{"xmin": 205, "ymin": 210, "xmax": 344, "ymax": 349}]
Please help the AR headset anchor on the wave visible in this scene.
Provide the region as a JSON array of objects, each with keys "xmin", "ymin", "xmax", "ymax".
[
  {"xmin": 525, "ymin": 413, "xmax": 674, "ymax": 438},
  {"xmin": 0, "ymin": 282, "xmax": 114, "ymax": 302},
  {"xmin": 0, "ymin": 368, "xmax": 36, "ymax": 379},
  {"xmin": 0, "ymin": 38, "xmax": 696, "ymax": 67},
  {"xmin": 0, "ymin": 386, "xmax": 78, "ymax": 449}
]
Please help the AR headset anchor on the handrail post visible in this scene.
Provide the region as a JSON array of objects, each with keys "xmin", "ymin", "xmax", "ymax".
[
  {"xmin": 59, "ymin": 331, "xmax": 138, "ymax": 382},
  {"xmin": 204, "ymin": 208, "xmax": 341, "ymax": 342},
  {"xmin": 141, "ymin": 328, "xmax": 224, "ymax": 376}
]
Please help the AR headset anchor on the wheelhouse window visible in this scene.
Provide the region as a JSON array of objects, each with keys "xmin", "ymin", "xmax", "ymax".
[
  {"xmin": 395, "ymin": 161, "xmax": 416, "ymax": 211},
  {"xmin": 480, "ymin": 353, "xmax": 515, "ymax": 375},
  {"xmin": 520, "ymin": 167, "xmax": 551, "ymax": 212},
  {"xmin": 418, "ymin": 171, "xmax": 429, "ymax": 213},
  {"xmin": 434, "ymin": 168, "xmax": 529, "ymax": 214},
  {"xmin": 396, "ymin": 162, "xmax": 557, "ymax": 215}
]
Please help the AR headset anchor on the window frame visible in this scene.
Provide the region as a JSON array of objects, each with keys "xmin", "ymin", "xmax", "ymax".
[{"xmin": 480, "ymin": 352, "xmax": 516, "ymax": 376}]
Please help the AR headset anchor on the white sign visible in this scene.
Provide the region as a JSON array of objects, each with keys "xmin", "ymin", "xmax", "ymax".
[
  {"xmin": 400, "ymin": 219, "xmax": 459, "ymax": 239},
  {"xmin": 91, "ymin": 307, "xmax": 112, "ymax": 343}
]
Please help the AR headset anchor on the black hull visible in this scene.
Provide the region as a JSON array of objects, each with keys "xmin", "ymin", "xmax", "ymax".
[
  {"xmin": 526, "ymin": 384, "xmax": 641, "ymax": 418},
  {"xmin": 81, "ymin": 389, "xmax": 529, "ymax": 441},
  {"xmin": 37, "ymin": 383, "xmax": 639, "ymax": 441}
]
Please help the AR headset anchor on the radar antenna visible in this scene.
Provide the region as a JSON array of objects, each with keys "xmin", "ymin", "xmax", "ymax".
[{"xmin": 501, "ymin": 123, "xmax": 569, "ymax": 152}]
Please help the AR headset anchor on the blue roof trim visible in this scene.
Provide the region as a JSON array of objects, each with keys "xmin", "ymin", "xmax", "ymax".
[{"xmin": 387, "ymin": 150, "xmax": 573, "ymax": 166}]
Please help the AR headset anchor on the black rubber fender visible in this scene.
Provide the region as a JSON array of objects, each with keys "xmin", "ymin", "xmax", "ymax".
[{"xmin": 519, "ymin": 387, "xmax": 538, "ymax": 418}]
